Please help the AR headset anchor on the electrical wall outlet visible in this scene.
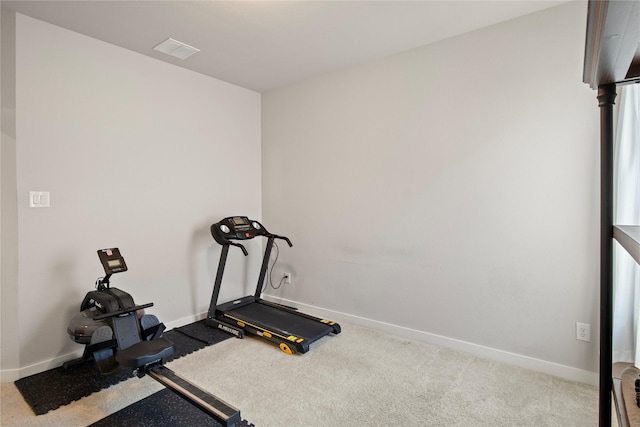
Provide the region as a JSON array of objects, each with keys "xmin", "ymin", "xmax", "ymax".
[
  {"xmin": 576, "ymin": 322, "xmax": 591, "ymax": 342},
  {"xmin": 284, "ymin": 272, "xmax": 291, "ymax": 284}
]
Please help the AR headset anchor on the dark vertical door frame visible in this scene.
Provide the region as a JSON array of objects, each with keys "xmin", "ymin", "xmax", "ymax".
[{"xmin": 597, "ymin": 83, "xmax": 616, "ymax": 427}]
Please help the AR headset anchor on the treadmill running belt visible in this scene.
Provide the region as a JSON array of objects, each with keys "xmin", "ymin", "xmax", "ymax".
[{"xmin": 225, "ymin": 302, "xmax": 332, "ymax": 342}]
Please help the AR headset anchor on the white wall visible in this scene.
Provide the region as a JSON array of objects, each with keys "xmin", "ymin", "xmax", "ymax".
[
  {"xmin": 2, "ymin": 13, "xmax": 262, "ymax": 377},
  {"xmin": 262, "ymin": 2, "xmax": 600, "ymax": 381},
  {"xmin": 1, "ymin": 2, "xmax": 602, "ymax": 384}
]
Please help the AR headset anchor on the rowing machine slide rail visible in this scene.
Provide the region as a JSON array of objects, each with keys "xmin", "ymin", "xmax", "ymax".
[{"xmin": 115, "ymin": 343, "xmax": 241, "ymax": 426}]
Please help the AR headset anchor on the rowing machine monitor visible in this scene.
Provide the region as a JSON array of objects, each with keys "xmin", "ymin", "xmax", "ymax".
[{"xmin": 96, "ymin": 248, "xmax": 127, "ymax": 289}]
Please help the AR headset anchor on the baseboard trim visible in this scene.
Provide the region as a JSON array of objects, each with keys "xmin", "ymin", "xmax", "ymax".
[
  {"xmin": 2, "ymin": 305, "xmax": 596, "ymax": 386},
  {"xmin": 262, "ymin": 295, "xmax": 599, "ymax": 387},
  {"xmin": 1, "ymin": 350, "xmax": 85, "ymax": 382},
  {"xmin": 0, "ymin": 312, "xmax": 207, "ymax": 382},
  {"xmin": 0, "ymin": 367, "xmax": 22, "ymax": 383},
  {"xmin": 164, "ymin": 312, "xmax": 207, "ymax": 330}
]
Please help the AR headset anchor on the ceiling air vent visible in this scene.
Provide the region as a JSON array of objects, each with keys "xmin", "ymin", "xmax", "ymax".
[{"xmin": 153, "ymin": 38, "xmax": 200, "ymax": 60}]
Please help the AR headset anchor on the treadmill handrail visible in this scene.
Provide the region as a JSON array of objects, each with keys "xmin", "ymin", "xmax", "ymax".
[
  {"xmin": 230, "ymin": 242, "xmax": 248, "ymax": 256},
  {"xmin": 270, "ymin": 234, "xmax": 293, "ymax": 247}
]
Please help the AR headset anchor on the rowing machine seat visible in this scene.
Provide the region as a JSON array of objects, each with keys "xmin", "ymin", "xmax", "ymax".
[{"xmin": 115, "ymin": 337, "xmax": 175, "ymax": 368}]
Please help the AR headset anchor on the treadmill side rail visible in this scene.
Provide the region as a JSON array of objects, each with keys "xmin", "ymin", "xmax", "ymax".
[
  {"xmin": 204, "ymin": 317, "xmax": 245, "ymax": 339},
  {"xmin": 258, "ymin": 299, "xmax": 341, "ymax": 335},
  {"xmin": 221, "ymin": 311, "xmax": 311, "ymax": 354}
]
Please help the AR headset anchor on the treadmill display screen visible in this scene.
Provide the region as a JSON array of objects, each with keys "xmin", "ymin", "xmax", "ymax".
[
  {"xmin": 107, "ymin": 259, "xmax": 122, "ymax": 268},
  {"xmin": 233, "ymin": 217, "xmax": 247, "ymax": 225}
]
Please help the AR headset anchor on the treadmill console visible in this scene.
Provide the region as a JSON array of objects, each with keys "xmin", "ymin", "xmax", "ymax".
[
  {"xmin": 212, "ymin": 216, "xmax": 268, "ymax": 245},
  {"xmin": 211, "ymin": 217, "xmax": 292, "ymax": 254},
  {"xmin": 98, "ymin": 248, "xmax": 128, "ymax": 275}
]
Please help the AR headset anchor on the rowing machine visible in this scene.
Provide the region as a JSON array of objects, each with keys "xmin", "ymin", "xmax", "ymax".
[{"xmin": 65, "ymin": 248, "xmax": 241, "ymax": 426}]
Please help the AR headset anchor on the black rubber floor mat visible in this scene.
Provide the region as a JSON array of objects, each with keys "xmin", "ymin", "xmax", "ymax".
[
  {"xmin": 89, "ymin": 389, "xmax": 254, "ymax": 427},
  {"xmin": 174, "ymin": 319, "xmax": 233, "ymax": 345},
  {"xmin": 14, "ymin": 360, "xmax": 132, "ymax": 415},
  {"xmin": 14, "ymin": 327, "xmax": 223, "ymax": 415},
  {"xmin": 163, "ymin": 328, "xmax": 208, "ymax": 362}
]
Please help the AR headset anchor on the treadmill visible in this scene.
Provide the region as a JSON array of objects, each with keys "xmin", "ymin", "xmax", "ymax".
[{"xmin": 205, "ymin": 216, "xmax": 341, "ymax": 354}]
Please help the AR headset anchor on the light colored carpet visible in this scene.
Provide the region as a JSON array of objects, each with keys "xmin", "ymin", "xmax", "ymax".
[{"xmin": 1, "ymin": 323, "xmax": 598, "ymax": 426}]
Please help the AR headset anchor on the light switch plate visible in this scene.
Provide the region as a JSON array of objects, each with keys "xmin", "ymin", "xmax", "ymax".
[{"xmin": 29, "ymin": 191, "xmax": 50, "ymax": 208}]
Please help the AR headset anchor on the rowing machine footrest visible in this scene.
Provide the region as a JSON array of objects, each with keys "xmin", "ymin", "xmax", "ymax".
[{"xmin": 115, "ymin": 337, "xmax": 175, "ymax": 368}]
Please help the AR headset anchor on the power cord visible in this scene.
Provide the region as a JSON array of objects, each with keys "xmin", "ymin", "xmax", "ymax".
[{"xmin": 265, "ymin": 242, "xmax": 287, "ymax": 291}]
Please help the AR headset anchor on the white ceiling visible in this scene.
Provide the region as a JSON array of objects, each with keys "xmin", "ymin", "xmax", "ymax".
[{"xmin": 2, "ymin": 0, "xmax": 568, "ymax": 93}]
